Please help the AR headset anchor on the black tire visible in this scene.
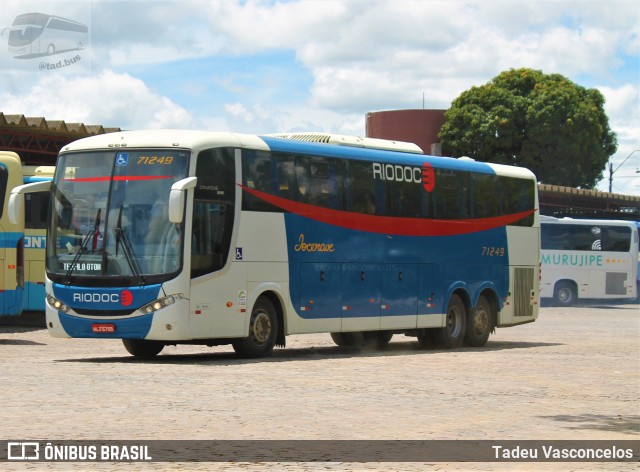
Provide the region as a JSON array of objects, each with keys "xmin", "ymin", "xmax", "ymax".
[
  {"xmin": 330, "ymin": 331, "xmax": 392, "ymax": 349},
  {"xmin": 416, "ymin": 329, "xmax": 433, "ymax": 348},
  {"xmin": 232, "ymin": 297, "xmax": 278, "ymax": 358},
  {"xmin": 330, "ymin": 332, "xmax": 350, "ymax": 347},
  {"xmin": 373, "ymin": 331, "xmax": 393, "ymax": 348},
  {"xmin": 464, "ymin": 295, "xmax": 492, "ymax": 347},
  {"xmin": 431, "ymin": 294, "xmax": 466, "ymax": 348},
  {"xmin": 122, "ymin": 339, "xmax": 164, "ymax": 358},
  {"xmin": 554, "ymin": 281, "xmax": 576, "ymax": 306}
]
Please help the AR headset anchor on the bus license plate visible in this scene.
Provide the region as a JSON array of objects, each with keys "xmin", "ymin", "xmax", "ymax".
[{"xmin": 92, "ymin": 323, "xmax": 116, "ymax": 333}]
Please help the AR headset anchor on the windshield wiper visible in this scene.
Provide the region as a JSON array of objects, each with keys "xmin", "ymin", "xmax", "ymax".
[
  {"xmin": 114, "ymin": 204, "xmax": 145, "ymax": 286},
  {"xmin": 64, "ymin": 208, "xmax": 101, "ymax": 285}
]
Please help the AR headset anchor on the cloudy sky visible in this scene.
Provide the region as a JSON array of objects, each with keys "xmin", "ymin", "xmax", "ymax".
[{"xmin": 1, "ymin": 0, "xmax": 638, "ymax": 195}]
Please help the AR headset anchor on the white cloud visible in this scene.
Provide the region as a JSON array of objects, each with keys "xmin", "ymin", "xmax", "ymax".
[
  {"xmin": 1, "ymin": 0, "xmax": 638, "ymax": 194},
  {"xmin": 597, "ymin": 84, "xmax": 640, "ymax": 194},
  {"xmin": 0, "ymin": 70, "xmax": 192, "ymax": 129}
]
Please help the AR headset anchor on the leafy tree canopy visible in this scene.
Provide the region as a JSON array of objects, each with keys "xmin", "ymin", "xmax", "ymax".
[{"xmin": 439, "ymin": 68, "xmax": 617, "ymax": 188}]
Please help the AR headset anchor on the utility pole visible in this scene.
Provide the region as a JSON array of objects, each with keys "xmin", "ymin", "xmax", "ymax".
[{"xmin": 609, "ymin": 149, "xmax": 640, "ymax": 193}]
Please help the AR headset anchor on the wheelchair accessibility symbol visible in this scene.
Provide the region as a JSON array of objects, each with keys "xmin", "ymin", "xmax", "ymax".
[
  {"xmin": 235, "ymin": 248, "xmax": 243, "ymax": 260},
  {"xmin": 116, "ymin": 153, "xmax": 129, "ymax": 166}
]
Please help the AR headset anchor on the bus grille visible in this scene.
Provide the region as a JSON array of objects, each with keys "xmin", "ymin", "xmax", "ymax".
[
  {"xmin": 514, "ymin": 267, "xmax": 534, "ymax": 317},
  {"xmin": 73, "ymin": 308, "xmax": 136, "ymax": 317},
  {"xmin": 605, "ymin": 272, "xmax": 627, "ymax": 295}
]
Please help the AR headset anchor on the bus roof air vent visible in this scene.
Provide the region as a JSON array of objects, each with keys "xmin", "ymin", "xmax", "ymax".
[
  {"xmin": 458, "ymin": 156, "xmax": 475, "ymax": 161},
  {"xmin": 268, "ymin": 132, "xmax": 424, "ymax": 154}
]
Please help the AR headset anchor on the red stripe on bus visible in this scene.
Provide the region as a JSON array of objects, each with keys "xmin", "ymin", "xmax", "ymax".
[
  {"xmin": 63, "ymin": 175, "xmax": 173, "ymax": 182},
  {"xmin": 240, "ymin": 185, "xmax": 536, "ymax": 237}
]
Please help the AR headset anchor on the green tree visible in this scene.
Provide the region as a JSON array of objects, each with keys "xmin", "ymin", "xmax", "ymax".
[{"xmin": 439, "ymin": 68, "xmax": 617, "ymax": 188}]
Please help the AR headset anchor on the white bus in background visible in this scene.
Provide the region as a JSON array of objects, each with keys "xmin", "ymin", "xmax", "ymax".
[
  {"xmin": 6, "ymin": 12, "xmax": 87, "ymax": 57},
  {"xmin": 540, "ymin": 216, "xmax": 639, "ymax": 306}
]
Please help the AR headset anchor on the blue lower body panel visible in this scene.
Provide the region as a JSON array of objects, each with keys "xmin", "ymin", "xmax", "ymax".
[{"xmin": 58, "ymin": 311, "xmax": 154, "ymax": 339}]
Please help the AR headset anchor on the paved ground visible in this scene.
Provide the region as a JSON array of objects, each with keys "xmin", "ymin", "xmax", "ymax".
[{"xmin": 0, "ymin": 304, "xmax": 638, "ymax": 471}]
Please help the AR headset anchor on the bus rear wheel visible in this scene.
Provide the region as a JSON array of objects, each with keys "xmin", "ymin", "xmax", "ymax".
[
  {"xmin": 464, "ymin": 295, "xmax": 492, "ymax": 347},
  {"xmin": 122, "ymin": 339, "xmax": 164, "ymax": 358},
  {"xmin": 431, "ymin": 294, "xmax": 466, "ymax": 348},
  {"xmin": 232, "ymin": 297, "xmax": 278, "ymax": 358},
  {"xmin": 554, "ymin": 281, "xmax": 576, "ymax": 306},
  {"xmin": 330, "ymin": 331, "xmax": 392, "ymax": 349}
]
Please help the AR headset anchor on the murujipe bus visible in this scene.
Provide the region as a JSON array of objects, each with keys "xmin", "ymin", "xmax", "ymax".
[
  {"xmin": 540, "ymin": 216, "xmax": 639, "ymax": 305},
  {"xmin": 0, "ymin": 151, "xmax": 53, "ymax": 315},
  {"xmin": 10, "ymin": 130, "xmax": 540, "ymax": 357}
]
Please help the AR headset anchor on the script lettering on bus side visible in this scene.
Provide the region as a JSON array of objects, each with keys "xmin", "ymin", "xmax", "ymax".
[{"xmin": 294, "ymin": 234, "xmax": 335, "ymax": 253}]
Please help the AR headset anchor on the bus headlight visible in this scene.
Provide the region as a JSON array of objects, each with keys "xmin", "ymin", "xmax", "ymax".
[
  {"xmin": 47, "ymin": 295, "xmax": 70, "ymax": 313},
  {"xmin": 138, "ymin": 294, "xmax": 184, "ymax": 314}
]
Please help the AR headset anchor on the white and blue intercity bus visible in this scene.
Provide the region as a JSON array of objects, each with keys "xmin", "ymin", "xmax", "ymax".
[
  {"xmin": 10, "ymin": 130, "xmax": 540, "ymax": 357},
  {"xmin": 540, "ymin": 216, "xmax": 639, "ymax": 306},
  {"xmin": 0, "ymin": 151, "xmax": 54, "ymax": 315}
]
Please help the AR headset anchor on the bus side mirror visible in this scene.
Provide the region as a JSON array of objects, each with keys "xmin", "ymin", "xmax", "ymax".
[
  {"xmin": 8, "ymin": 181, "xmax": 51, "ymax": 225},
  {"xmin": 168, "ymin": 177, "xmax": 197, "ymax": 223}
]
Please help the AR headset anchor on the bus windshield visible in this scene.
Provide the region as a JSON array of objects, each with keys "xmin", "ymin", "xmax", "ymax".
[{"xmin": 46, "ymin": 150, "xmax": 189, "ymax": 285}]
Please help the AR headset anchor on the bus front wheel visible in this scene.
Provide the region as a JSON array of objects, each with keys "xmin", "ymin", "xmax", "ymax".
[
  {"xmin": 232, "ymin": 297, "xmax": 278, "ymax": 358},
  {"xmin": 431, "ymin": 294, "xmax": 466, "ymax": 348},
  {"xmin": 122, "ymin": 339, "xmax": 164, "ymax": 358},
  {"xmin": 554, "ymin": 281, "xmax": 576, "ymax": 306}
]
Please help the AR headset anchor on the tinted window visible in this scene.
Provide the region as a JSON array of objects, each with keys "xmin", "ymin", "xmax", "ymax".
[
  {"xmin": 241, "ymin": 150, "xmax": 535, "ymax": 226},
  {"xmin": 25, "ymin": 191, "xmax": 50, "ymax": 229},
  {"xmin": 542, "ymin": 223, "xmax": 631, "ymax": 252}
]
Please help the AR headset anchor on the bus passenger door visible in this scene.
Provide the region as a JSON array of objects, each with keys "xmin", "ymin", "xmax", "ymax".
[
  {"xmin": 23, "ymin": 191, "xmax": 50, "ymax": 310},
  {"xmin": 341, "ymin": 264, "xmax": 381, "ymax": 331},
  {"xmin": 381, "ymin": 263, "xmax": 418, "ymax": 329}
]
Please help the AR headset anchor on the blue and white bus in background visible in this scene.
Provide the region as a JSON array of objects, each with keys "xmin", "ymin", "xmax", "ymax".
[
  {"xmin": 6, "ymin": 12, "xmax": 87, "ymax": 57},
  {"xmin": 540, "ymin": 216, "xmax": 639, "ymax": 306},
  {"xmin": 11, "ymin": 130, "xmax": 540, "ymax": 357},
  {"xmin": 0, "ymin": 151, "xmax": 53, "ymax": 315}
]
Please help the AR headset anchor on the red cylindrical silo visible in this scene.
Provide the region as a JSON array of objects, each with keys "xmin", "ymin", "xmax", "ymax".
[{"xmin": 365, "ymin": 109, "xmax": 446, "ymax": 155}]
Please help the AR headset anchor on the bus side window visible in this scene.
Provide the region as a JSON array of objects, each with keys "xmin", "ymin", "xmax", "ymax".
[
  {"xmin": 192, "ymin": 201, "xmax": 229, "ymax": 275},
  {"xmin": 25, "ymin": 191, "xmax": 50, "ymax": 229}
]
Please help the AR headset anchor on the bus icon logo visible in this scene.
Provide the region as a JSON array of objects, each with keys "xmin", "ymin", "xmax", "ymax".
[
  {"xmin": 5, "ymin": 12, "xmax": 88, "ymax": 58},
  {"xmin": 7, "ymin": 442, "xmax": 40, "ymax": 460}
]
